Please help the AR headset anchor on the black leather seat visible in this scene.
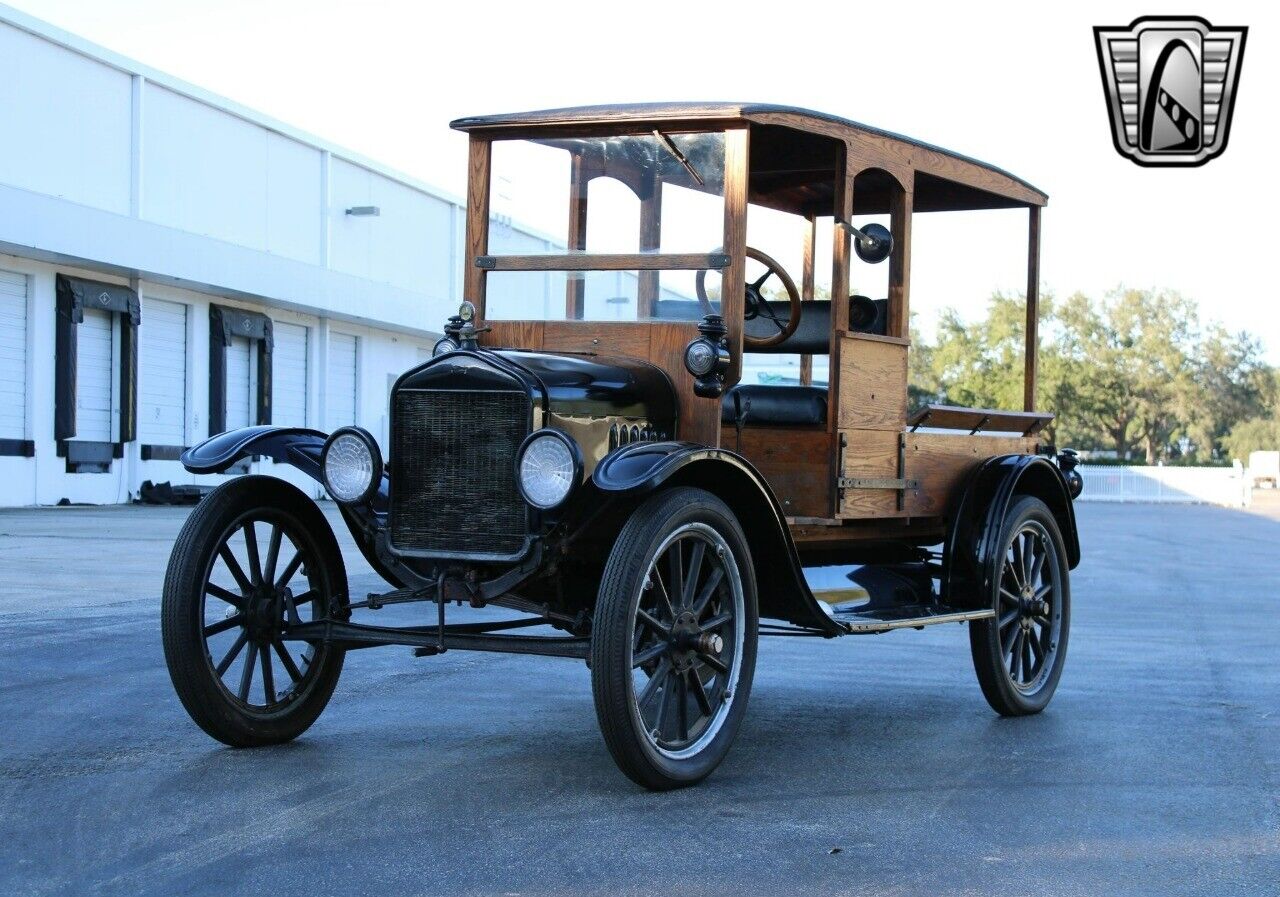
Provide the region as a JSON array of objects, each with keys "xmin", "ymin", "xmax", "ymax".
[{"xmin": 721, "ymin": 384, "xmax": 828, "ymax": 427}]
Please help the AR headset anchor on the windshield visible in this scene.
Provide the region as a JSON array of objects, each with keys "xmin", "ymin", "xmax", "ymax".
[{"xmin": 484, "ymin": 131, "xmax": 727, "ymax": 322}]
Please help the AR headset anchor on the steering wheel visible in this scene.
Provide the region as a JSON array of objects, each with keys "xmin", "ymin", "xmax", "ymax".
[{"xmin": 696, "ymin": 246, "xmax": 802, "ymax": 350}]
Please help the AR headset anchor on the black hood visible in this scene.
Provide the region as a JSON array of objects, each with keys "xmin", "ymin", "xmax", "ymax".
[{"xmin": 395, "ymin": 349, "xmax": 677, "ymax": 430}]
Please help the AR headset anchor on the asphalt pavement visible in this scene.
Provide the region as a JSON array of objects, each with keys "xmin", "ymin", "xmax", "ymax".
[{"xmin": 1, "ymin": 498, "xmax": 1277, "ymax": 896}]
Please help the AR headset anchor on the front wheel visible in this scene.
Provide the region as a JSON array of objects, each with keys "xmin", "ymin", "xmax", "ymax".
[
  {"xmin": 969, "ymin": 495, "xmax": 1071, "ymax": 716},
  {"xmin": 591, "ymin": 487, "xmax": 758, "ymax": 790},
  {"xmin": 161, "ymin": 475, "xmax": 347, "ymax": 746}
]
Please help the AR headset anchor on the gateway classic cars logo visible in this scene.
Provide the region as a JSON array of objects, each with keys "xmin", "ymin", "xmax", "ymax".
[{"xmin": 1093, "ymin": 16, "xmax": 1247, "ymax": 166}]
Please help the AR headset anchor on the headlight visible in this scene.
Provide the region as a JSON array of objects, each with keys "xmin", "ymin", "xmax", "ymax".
[
  {"xmin": 516, "ymin": 429, "xmax": 582, "ymax": 510},
  {"xmin": 432, "ymin": 336, "xmax": 459, "ymax": 357},
  {"xmin": 321, "ymin": 426, "xmax": 382, "ymax": 503}
]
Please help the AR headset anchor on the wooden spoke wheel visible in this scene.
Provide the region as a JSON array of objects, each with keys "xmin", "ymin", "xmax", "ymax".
[
  {"xmin": 592, "ymin": 487, "xmax": 758, "ymax": 789},
  {"xmin": 969, "ymin": 495, "xmax": 1070, "ymax": 715},
  {"xmin": 161, "ymin": 476, "xmax": 347, "ymax": 746}
]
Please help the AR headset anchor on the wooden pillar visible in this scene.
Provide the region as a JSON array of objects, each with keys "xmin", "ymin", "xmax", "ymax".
[
  {"xmin": 831, "ymin": 152, "xmax": 853, "ymax": 334},
  {"xmin": 799, "ymin": 212, "xmax": 816, "ymax": 386},
  {"xmin": 1023, "ymin": 205, "xmax": 1042, "ymax": 411},
  {"xmin": 720, "ymin": 127, "xmax": 750, "ymax": 385},
  {"xmin": 565, "ymin": 153, "xmax": 589, "ymax": 319},
  {"xmin": 637, "ymin": 173, "xmax": 663, "ymax": 318},
  {"xmin": 463, "ymin": 137, "xmax": 491, "ymax": 317},
  {"xmin": 887, "ymin": 186, "xmax": 912, "ymax": 339}
]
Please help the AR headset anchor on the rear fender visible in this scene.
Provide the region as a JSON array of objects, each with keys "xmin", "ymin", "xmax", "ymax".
[
  {"xmin": 592, "ymin": 441, "xmax": 842, "ymax": 634},
  {"xmin": 944, "ymin": 454, "xmax": 1081, "ymax": 609}
]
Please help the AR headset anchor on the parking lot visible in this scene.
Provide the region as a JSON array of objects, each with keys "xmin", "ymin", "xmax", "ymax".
[{"xmin": 1, "ymin": 499, "xmax": 1277, "ymax": 897}]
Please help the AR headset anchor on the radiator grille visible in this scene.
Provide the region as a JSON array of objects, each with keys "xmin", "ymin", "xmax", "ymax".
[{"xmin": 390, "ymin": 389, "xmax": 531, "ymax": 556}]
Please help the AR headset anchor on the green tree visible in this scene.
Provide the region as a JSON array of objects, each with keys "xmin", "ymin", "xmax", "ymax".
[
  {"xmin": 1183, "ymin": 327, "xmax": 1274, "ymax": 457},
  {"xmin": 1223, "ymin": 417, "xmax": 1280, "ymax": 460},
  {"xmin": 912, "ymin": 286, "xmax": 1275, "ymax": 463}
]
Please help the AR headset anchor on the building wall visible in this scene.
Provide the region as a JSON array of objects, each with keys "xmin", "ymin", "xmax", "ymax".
[
  {"xmin": 0, "ymin": 6, "xmax": 551, "ymax": 506},
  {"xmin": 0, "ymin": 252, "xmax": 438, "ymax": 506}
]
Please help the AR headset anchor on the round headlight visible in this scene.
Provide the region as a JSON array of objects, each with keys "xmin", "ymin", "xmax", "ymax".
[
  {"xmin": 321, "ymin": 426, "xmax": 382, "ymax": 504},
  {"xmin": 432, "ymin": 336, "xmax": 459, "ymax": 357},
  {"xmin": 516, "ymin": 429, "xmax": 582, "ymax": 510}
]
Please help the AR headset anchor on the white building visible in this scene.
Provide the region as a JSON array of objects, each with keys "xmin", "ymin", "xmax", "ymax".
[{"xmin": 0, "ymin": 4, "xmax": 562, "ymax": 506}]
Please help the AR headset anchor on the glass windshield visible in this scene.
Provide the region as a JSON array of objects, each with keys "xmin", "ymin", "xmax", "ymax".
[
  {"xmin": 489, "ymin": 132, "xmax": 725, "ymax": 254},
  {"xmin": 485, "ymin": 132, "xmax": 727, "ymax": 323}
]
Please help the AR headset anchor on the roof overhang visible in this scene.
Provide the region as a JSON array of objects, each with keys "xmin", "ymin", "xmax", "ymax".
[{"xmin": 450, "ymin": 102, "xmax": 1047, "ymax": 211}]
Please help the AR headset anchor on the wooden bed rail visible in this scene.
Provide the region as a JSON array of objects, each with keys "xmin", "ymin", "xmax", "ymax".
[{"xmin": 907, "ymin": 404, "xmax": 1053, "ymax": 437}]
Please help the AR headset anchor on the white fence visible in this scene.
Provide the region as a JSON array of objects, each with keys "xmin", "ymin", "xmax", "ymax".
[{"xmin": 1078, "ymin": 464, "xmax": 1250, "ymax": 507}]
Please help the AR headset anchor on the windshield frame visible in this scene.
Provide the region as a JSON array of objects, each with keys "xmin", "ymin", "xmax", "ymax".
[{"xmin": 463, "ymin": 126, "xmax": 749, "ymax": 378}]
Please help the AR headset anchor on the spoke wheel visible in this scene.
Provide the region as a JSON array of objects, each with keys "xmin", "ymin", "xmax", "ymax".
[
  {"xmin": 969, "ymin": 495, "xmax": 1070, "ymax": 716},
  {"xmin": 631, "ymin": 522, "xmax": 744, "ymax": 759},
  {"xmin": 592, "ymin": 488, "xmax": 758, "ymax": 790},
  {"xmin": 162, "ymin": 475, "xmax": 347, "ymax": 746}
]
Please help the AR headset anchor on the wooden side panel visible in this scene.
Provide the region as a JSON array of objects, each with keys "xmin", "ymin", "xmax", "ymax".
[
  {"xmin": 651, "ymin": 321, "xmax": 719, "ymax": 446},
  {"xmin": 542, "ymin": 321, "xmax": 651, "ymax": 357},
  {"xmin": 904, "ymin": 433, "xmax": 1038, "ymax": 516},
  {"xmin": 838, "ymin": 428, "xmax": 902, "ymax": 518},
  {"xmin": 721, "ymin": 426, "xmax": 830, "ymax": 518},
  {"xmin": 837, "ymin": 336, "xmax": 907, "ymax": 430},
  {"xmin": 483, "ymin": 320, "xmax": 545, "ymax": 350}
]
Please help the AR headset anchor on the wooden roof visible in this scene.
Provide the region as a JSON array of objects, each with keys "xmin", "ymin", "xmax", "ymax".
[{"xmin": 450, "ymin": 102, "xmax": 1047, "ymax": 212}]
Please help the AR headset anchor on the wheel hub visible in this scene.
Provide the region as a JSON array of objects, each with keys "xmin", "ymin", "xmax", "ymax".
[
  {"xmin": 244, "ymin": 588, "xmax": 285, "ymax": 643},
  {"xmin": 670, "ymin": 611, "xmax": 701, "ymax": 671}
]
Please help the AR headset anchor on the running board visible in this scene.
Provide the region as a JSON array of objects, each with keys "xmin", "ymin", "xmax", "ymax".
[{"xmin": 830, "ymin": 604, "xmax": 994, "ymax": 634}]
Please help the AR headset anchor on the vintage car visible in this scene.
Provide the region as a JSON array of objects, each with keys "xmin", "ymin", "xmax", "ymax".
[{"xmin": 161, "ymin": 103, "xmax": 1083, "ymax": 790}]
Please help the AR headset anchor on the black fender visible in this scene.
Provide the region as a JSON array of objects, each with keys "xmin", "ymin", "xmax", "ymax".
[
  {"xmin": 181, "ymin": 425, "xmax": 330, "ymax": 477},
  {"xmin": 181, "ymin": 426, "xmax": 405, "ymax": 589},
  {"xmin": 593, "ymin": 441, "xmax": 842, "ymax": 635},
  {"xmin": 943, "ymin": 453, "xmax": 1081, "ymax": 609}
]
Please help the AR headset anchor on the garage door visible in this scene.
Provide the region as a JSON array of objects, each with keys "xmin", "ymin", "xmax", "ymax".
[
  {"xmin": 225, "ymin": 335, "xmax": 256, "ymax": 431},
  {"xmin": 0, "ymin": 269, "xmax": 27, "ymax": 439},
  {"xmin": 325, "ymin": 332, "xmax": 357, "ymax": 429},
  {"xmin": 75, "ymin": 307, "xmax": 114, "ymax": 442},
  {"xmin": 139, "ymin": 297, "xmax": 187, "ymax": 445},
  {"xmin": 272, "ymin": 322, "xmax": 308, "ymax": 427}
]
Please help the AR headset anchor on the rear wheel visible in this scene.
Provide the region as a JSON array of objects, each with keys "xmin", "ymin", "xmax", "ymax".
[
  {"xmin": 591, "ymin": 487, "xmax": 758, "ymax": 790},
  {"xmin": 969, "ymin": 495, "xmax": 1070, "ymax": 715},
  {"xmin": 161, "ymin": 475, "xmax": 347, "ymax": 746}
]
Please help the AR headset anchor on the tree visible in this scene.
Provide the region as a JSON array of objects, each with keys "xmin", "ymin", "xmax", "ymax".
[
  {"xmin": 1183, "ymin": 327, "xmax": 1274, "ymax": 458},
  {"xmin": 1223, "ymin": 417, "xmax": 1280, "ymax": 460},
  {"xmin": 913, "ymin": 286, "xmax": 1275, "ymax": 463}
]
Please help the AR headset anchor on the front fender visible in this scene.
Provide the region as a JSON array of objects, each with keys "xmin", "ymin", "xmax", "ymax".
[
  {"xmin": 944, "ymin": 454, "xmax": 1081, "ymax": 609},
  {"xmin": 594, "ymin": 442, "xmax": 843, "ymax": 634},
  {"xmin": 183, "ymin": 426, "xmax": 405, "ymax": 588},
  {"xmin": 181, "ymin": 426, "xmax": 329, "ymax": 478}
]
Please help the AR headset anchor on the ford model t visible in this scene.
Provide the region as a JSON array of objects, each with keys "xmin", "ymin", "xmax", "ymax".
[{"xmin": 162, "ymin": 103, "xmax": 1082, "ymax": 789}]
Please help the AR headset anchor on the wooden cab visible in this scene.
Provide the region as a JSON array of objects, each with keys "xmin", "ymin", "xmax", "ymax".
[{"xmin": 450, "ymin": 102, "xmax": 1052, "ymax": 553}]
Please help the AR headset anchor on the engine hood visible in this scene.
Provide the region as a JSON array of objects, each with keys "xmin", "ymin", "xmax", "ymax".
[
  {"xmin": 395, "ymin": 349, "xmax": 677, "ymax": 431},
  {"xmin": 495, "ymin": 350, "xmax": 676, "ymax": 424}
]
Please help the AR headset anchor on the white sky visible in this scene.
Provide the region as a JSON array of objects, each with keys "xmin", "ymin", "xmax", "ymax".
[{"xmin": 9, "ymin": 0, "xmax": 1280, "ymax": 358}]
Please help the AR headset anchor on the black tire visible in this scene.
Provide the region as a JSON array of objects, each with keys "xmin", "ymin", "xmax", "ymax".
[
  {"xmin": 161, "ymin": 475, "xmax": 347, "ymax": 746},
  {"xmin": 591, "ymin": 487, "xmax": 758, "ymax": 790},
  {"xmin": 969, "ymin": 494, "xmax": 1071, "ymax": 716}
]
